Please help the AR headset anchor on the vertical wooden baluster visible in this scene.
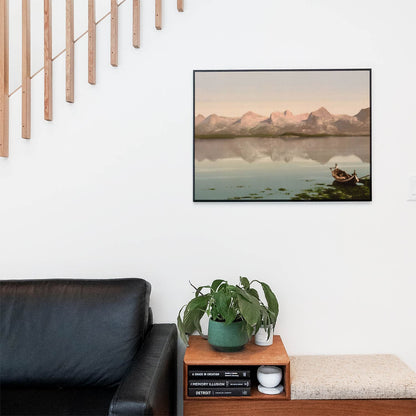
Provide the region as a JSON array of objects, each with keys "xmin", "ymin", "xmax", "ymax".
[
  {"xmin": 22, "ymin": 0, "xmax": 31, "ymax": 139},
  {"xmin": 177, "ymin": 0, "xmax": 183, "ymax": 12},
  {"xmin": 66, "ymin": 0, "xmax": 74, "ymax": 102},
  {"xmin": 155, "ymin": 0, "xmax": 161, "ymax": 30},
  {"xmin": 88, "ymin": 0, "xmax": 96, "ymax": 84},
  {"xmin": 111, "ymin": 0, "xmax": 118, "ymax": 66},
  {"xmin": 44, "ymin": 0, "xmax": 52, "ymax": 120},
  {"xmin": 133, "ymin": 0, "xmax": 140, "ymax": 48},
  {"xmin": 0, "ymin": 0, "xmax": 8, "ymax": 156}
]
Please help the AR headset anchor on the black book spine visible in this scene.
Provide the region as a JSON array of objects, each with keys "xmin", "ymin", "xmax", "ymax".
[
  {"xmin": 188, "ymin": 387, "xmax": 251, "ymax": 397},
  {"xmin": 188, "ymin": 369, "xmax": 251, "ymax": 378},
  {"xmin": 188, "ymin": 379, "xmax": 251, "ymax": 388}
]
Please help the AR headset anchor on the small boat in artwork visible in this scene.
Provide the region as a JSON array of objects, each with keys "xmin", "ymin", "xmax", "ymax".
[{"xmin": 330, "ymin": 164, "xmax": 359, "ymax": 185}]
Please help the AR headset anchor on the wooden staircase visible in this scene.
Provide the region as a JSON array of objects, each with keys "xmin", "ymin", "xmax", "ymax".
[{"xmin": 0, "ymin": 0, "xmax": 184, "ymax": 157}]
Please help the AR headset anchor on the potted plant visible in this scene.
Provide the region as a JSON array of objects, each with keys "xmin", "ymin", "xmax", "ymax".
[{"xmin": 177, "ymin": 277, "xmax": 279, "ymax": 351}]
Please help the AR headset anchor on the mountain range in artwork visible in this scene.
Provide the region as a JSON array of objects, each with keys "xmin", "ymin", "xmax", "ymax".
[{"xmin": 195, "ymin": 107, "xmax": 370, "ymax": 138}]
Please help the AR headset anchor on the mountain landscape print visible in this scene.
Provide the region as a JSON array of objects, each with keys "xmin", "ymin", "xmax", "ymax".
[
  {"xmin": 194, "ymin": 70, "xmax": 371, "ymax": 202},
  {"xmin": 195, "ymin": 107, "xmax": 370, "ymax": 139}
]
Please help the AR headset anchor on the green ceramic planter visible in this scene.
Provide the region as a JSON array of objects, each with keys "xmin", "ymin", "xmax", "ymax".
[{"xmin": 208, "ymin": 319, "xmax": 249, "ymax": 352}]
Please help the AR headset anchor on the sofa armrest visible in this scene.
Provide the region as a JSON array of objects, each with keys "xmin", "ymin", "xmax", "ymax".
[{"xmin": 109, "ymin": 324, "xmax": 177, "ymax": 416}]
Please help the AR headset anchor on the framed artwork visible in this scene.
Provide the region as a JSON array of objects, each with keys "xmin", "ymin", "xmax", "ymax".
[{"xmin": 193, "ymin": 69, "xmax": 372, "ymax": 202}]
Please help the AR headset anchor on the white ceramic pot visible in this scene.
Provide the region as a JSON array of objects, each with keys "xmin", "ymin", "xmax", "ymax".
[
  {"xmin": 257, "ymin": 365, "xmax": 283, "ymax": 388},
  {"xmin": 254, "ymin": 326, "xmax": 274, "ymax": 346}
]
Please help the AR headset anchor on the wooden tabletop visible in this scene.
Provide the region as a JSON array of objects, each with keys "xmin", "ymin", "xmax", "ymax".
[{"xmin": 184, "ymin": 335, "xmax": 290, "ymax": 366}]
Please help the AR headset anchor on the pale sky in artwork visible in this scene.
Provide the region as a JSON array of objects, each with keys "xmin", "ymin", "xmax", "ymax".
[{"xmin": 195, "ymin": 70, "xmax": 370, "ymax": 117}]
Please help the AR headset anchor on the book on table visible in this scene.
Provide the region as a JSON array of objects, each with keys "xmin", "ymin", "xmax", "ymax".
[
  {"xmin": 189, "ymin": 379, "xmax": 251, "ymax": 388},
  {"xmin": 188, "ymin": 369, "xmax": 250, "ymax": 378},
  {"xmin": 188, "ymin": 387, "xmax": 251, "ymax": 397},
  {"xmin": 188, "ymin": 368, "xmax": 251, "ymax": 397}
]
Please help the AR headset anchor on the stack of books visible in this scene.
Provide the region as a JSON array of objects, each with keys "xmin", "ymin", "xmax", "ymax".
[{"xmin": 188, "ymin": 368, "xmax": 251, "ymax": 397}]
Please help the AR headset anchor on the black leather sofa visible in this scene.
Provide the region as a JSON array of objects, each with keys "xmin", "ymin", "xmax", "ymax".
[{"xmin": 0, "ymin": 279, "xmax": 177, "ymax": 416}]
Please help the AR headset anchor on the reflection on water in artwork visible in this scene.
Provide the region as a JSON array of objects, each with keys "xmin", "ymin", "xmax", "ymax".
[{"xmin": 194, "ymin": 136, "xmax": 371, "ymax": 201}]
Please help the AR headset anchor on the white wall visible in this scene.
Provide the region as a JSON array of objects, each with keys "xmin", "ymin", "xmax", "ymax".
[{"xmin": 1, "ymin": 0, "xmax": 415, "ymax": 386}]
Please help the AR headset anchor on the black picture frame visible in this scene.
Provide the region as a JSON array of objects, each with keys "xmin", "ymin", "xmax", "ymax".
[{"xmin": 193, "ymin": 69, "xmax": 372, "ymax": 202}]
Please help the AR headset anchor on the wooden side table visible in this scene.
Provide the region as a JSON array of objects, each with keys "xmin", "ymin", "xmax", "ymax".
[{"xmin": 183, "ymin": 335, "xmax": 290, "ymax": 416}]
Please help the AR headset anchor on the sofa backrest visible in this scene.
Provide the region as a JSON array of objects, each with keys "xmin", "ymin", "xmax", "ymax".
[{"xmin": 0, "ymin": 278, "xmax": 151, "ymax": 387}]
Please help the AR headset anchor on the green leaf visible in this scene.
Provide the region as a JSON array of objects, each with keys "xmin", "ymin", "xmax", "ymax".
[
  {"xmin": 254, "ymin": 313, "xmax": 262, "ymax": 335},
  {"xmin": 234, "ymin": 286, "xmax": 253, "ymax": 302},
  {"xmin": 235, "ymin": 286, "xmax": 259, "ymax": 304},
  {"xmin": 212, "ymin": 291, "xmax": 228, "ymax": 319},
  {"xmin": 177, "ymin": 305, "xmax": 188, "ymax": 345},
  {"xmin": 247, "ymin": 288, "xmax": 260, "ymax": 300},
  {"xmin": 186, "ymin": 294, "xmax": 210, "ymax": 312},
  {"xmin": 243, "ymin": 321, "xmax": 254, "ymax": 340},
  {"xmin": 261, "ymin": 307, "xmax": 271, "ymax": 327},
  {"xmin": 211, "ymin": 279, "xmax": 227, "ymax": 293},
  {"xmin": 236, "ymin": 291, "xmax": 261, "ymax": 326},
  {"xmin": 253, "ymin": 280, "xmax": 279, "ymax": 322},
  {"xmin": 240, "ymin": 276, "xmax": 250, "ymax": 290},
  {"xmin": 194, "ymin": 284, "xmax": 211, "ymax": 297},
  {"xmin": 183, "ymin": 295, "xmax": 209, "ymax": 334},
  {"xmin": 224, "ymin": 308, "xmax": 237, "ymax": 325}
]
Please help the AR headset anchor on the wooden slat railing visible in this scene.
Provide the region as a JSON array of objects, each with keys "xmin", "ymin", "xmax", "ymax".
[
  {"xmin": 0, "ymin": 0, "xmax": 9, "ymax": 157},
  {"xmin": 44, "ymin": 0, "xmax": 52, "ymax": 121},
  {"xmin": 155, "ymin": 0, "xmax": 162, "ymax": 30},
  {"xmin": 0, "ymin": 0, "xmax": 184, "ymax": 157},
  {"xmin": 88, "ymin": 0, "xmax": 96, "ymax": 84},
  {"xmin": 177, "ymin": 0, "xmax": 184, "ymax": 12},
  {"xmin": 111, "ymin": 0, "xmax": 118, "ymax": 66},
  {"xmin": 66, "ymin": 0, "xmax": 75, "ymax": 103},
  {"xmin": 22, "ymin": 0, "xmax": 30, "ymax": 139},
  {"xmin": 133, "ymin": 0, "xmax": 140, "ymax": 48}
]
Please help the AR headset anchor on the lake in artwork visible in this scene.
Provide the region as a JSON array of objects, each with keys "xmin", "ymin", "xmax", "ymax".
[
  {"xmin": 193, "ymin": 70, "xmax": 372, "ymax": 202},
  {"xmin": 195, "ymin": 136, "xmax": 371, "ymax": 201}
]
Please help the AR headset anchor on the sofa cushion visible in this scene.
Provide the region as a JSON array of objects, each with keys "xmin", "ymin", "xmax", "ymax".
[
  {"xmin": 0, "ymin": 279, "xmax": 151, "ymax": 387},
  {"xmin": 290, "ymin": 354, "xmax": 416, "ymax": 400},
  {"xmin": 0, "ymin": 386, "xmax": 116, "ymax": 416}
]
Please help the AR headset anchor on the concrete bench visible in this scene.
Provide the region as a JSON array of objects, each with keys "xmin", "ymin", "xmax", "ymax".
[{"xmin": 287, "ymin": 354, "xmax": 416, "ymax": 415}]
